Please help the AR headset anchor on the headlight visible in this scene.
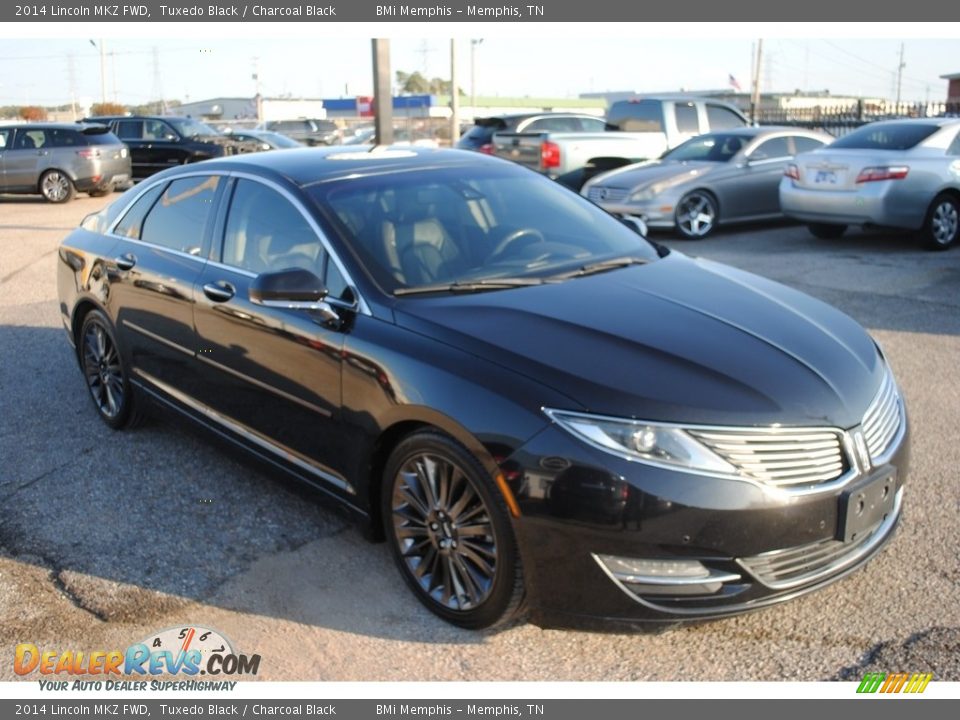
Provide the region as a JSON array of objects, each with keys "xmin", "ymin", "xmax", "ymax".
[
  {"xmin": 544, "ymin": 409, "xmax": 735, "ymax": 474},
  {"xmin": 628, "ymin": 187, "xmax": 656, "ymax": 202}
]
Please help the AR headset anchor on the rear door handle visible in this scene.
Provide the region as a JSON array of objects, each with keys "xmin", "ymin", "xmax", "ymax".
[
  {"xmin": 203, "ymin": 282, "xmax": 235, "ymax": 302},
  {"xmin": 114, "ymin": 253, "xmax": 136, "ymax": 270}
]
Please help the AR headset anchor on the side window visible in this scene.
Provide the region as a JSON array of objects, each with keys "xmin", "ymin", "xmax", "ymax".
[
  {"xmin": 539, "ymin": 117, "xmax": 581, "ymax": 132},
  {"xmin": 748, "ymin": 137, "xmax": 792, "ymax": 161},
  {"xmin": 49, "ymin": 129, "xmax": 83, "ymax": 147},
  {"xmin": 578, "ymin": 117, "xmax": 607, "ymax": 132},
  {"xmin": 323, "ymin": 258, "xmax": 350, "ymax": 300},
  {"xmin": 674, "ymin": 103, "xmax": 700, "ymax": 134},
  {"xmin": 0, "ymin": 129, "xmax": 10, "ymax": 149},
  {"xmin": 706, "ymin": 104, "xmax": 747, "ymax": 131},
  {"xmin": 115, "ymin": 121, "xmax": 143, "ymax": 140},
  {"xmin": 144, "ymin": 120, "xmax": 175, "ymax": 141},
  {"xmin": 793, "ymin": 136, "xmax": 827, "ymax": 155},
  {"xmin": 947, "ymin": 130, "xmax": 960, "ymax": 156},
  {"xmin": 14, "ymin": 129, "xmax": 47, "ymax": 150},
  {"xmin": 222, "ymin": 179, "xmax": 323, "ymax": 275},
  {"xmin": 114, "ymin": 183, "xmax": 166, "ymax": 239},
  {"xmin": 140, "ymin": 176, "xmax": 219, "ymax": 255}
]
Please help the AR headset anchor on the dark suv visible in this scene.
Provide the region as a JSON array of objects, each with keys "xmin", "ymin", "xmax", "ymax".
[
  {"xmin": 456, "ymin": 113, "xmax": 609, "ymax": 153},
  {"xmin": 261, "ymin": 118, "xmax": 340, "ymax": 146},
  {"xmin": 0, "ymin": 122, "xmax": 131, "ymax": 202},
  {"xmin": 84, "ymin": 115, "xmax": 259, "ymax": 180}
]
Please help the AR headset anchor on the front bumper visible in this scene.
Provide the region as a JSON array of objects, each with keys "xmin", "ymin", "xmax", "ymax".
[
  {"xmin": 503, "ymin": 416, "xmax": 910, "ymax": 626},
  {"xmin": 595, "ymin": 198, "xmax": 677, "ymax": 230}
]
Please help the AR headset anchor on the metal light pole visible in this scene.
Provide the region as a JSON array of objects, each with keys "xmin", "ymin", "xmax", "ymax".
[
  {"xmin": 470, "ymin": 38, "xmax": 483, "ymax": 108},
  {"xmin": 89, "ymin": 39, "xmax": 107, "ymax": 105},
  {"xmin": 450, "ymin": 40, "xmax": 460, "ymax": 146}
]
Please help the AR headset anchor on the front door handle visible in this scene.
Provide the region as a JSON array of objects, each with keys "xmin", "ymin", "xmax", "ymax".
[
  {"xmin": 203, "ymin": 282, "xmax": 235, "ymax": 302},
  {"xmin": 114, "ymin": 253, "xmax": 136, "ymax": 270}
]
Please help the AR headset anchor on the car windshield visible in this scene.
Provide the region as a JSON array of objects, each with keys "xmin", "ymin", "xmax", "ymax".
[
  {"xmin": 829, "ymin": 122, "xmax": 940, "ymax": 150},
  {"xmin": 168, "ymin": 118, "xmax": 220, "ymax": 138},
  {"xmin": 662, "ymin": 134, "xmax": 747, "ymax": 162},
  {"xmin": 310, "ymin": 164, "xmax": 659, "ymax": 294},
  {"xmin": 261, "ymin": 132, "xmax": 301, "ymax": 148}
]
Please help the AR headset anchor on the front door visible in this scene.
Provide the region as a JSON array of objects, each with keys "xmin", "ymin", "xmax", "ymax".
[{"xmin": 190, "ymin": 177, "xmax": 353, "ymax": 496}]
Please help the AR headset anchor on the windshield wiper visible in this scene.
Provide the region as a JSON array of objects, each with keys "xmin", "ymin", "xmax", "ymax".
[
  {"xmin": 550, "ymin": 256, "xmax": 651, "ymax": 280},
  {"xmin": 394, "ymin": 277, "xmax": 546, "ymax": 296}
]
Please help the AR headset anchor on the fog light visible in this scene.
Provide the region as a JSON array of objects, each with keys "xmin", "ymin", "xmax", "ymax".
[{"xmin": 594, "ymin": 554, "xmax": 740, "ymax": 596}]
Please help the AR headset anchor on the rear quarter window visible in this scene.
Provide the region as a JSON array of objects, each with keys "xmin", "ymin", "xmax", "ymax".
[
  {"xmin": 706, "ymin": 104, "xmax": 748, "ymax": 130},
  {"xmin": 606, "ymin": 100, "xmax": 665, "ymax": 133}
]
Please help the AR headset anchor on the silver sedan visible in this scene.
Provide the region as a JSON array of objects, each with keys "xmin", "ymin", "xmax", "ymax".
[
  {"xmin": 582, "ymin": 127, "xmax": 832, "ymax": 238},
  {"xmin": 779, "ymin": 118, "xmax": 960, "ymax": 250}
]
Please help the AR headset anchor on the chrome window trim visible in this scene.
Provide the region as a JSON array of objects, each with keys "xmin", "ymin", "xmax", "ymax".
[{"xmin": 103, "ymin": 170, "xmax": 371, "ymax": 317}]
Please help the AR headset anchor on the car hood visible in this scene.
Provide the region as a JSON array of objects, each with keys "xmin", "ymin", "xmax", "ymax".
[
  {"xmin": 394, "ymin": 253, "xmax": 883, "ymax": 429},
  {"xmin": 591, "ymin": 160, "xmax": 719, "ymax": 190}
]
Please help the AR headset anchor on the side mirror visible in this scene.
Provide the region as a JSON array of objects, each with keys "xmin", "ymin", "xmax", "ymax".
[
  {"xmin": 164, "ymin": 133, "xmax": 178, "ymax": 142},
  {"xmin": 249, "ymin": 268, "xmax": 339, "ymax": 323}
]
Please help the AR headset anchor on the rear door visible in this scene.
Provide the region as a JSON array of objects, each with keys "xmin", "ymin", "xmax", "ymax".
[
  {"xmin": 113, "ymin": 120, "xmax": 151, "ymax": 179},
  {"xmin": 0, "ymin": 128, "xmax": 13, "ymax": 189},
  {"xmin": 3, "ymin": 127, "xmax": 49, "ymax": 190},
  {"xmin": 107, "ymin": 174, "xmax": 222, "ymax": 394}
]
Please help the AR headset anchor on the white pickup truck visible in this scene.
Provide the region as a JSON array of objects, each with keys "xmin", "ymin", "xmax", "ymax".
[{"xmin": 492, "ymin": 96, "xmax": 749, "ymax": 188}]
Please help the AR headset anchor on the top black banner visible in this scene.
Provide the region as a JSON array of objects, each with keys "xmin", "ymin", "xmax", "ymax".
[{"xmin": 4, "ymin": 0, "xmax": 953, "ymax": 22}]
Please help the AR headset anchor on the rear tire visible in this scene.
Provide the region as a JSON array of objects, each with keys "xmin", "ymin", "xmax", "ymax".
[
  {"xmin": 922, "ymin": 194, "xmax": 959, "ymax": 250},
  {"xmin": 382, "ymin": 431, "xmax": 525, "ymax": 629},
  {"xmin": 39, "ymin": 170, "xmax": 75, "ymax": 203},
  {"xmin": 88, "ymin": 188, "xmax": 111, "ymax": 198},
  {"xmin": 808, "ymin": 223, "xmax": 847, "ymax": 240}
]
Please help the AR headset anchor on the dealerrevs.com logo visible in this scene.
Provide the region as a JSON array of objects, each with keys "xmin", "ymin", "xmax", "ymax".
[{"xmin": 14, "ymin": 626, "xmax": 260, "ymax": 689}]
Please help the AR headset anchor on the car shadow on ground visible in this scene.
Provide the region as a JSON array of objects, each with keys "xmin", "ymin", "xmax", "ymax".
[{"xmin": 0, "ymin": 322, "xmax": 508, "ymax": 644}]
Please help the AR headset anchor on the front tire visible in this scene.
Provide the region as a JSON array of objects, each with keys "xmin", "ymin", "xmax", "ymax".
[
  {"xmin": 923, "ymin": 194, "xmax": 959, "ymax": 250},
  {"xmin": 78, "ymin": 310, "xmax": 142, "ymax": 430},
  {"xmin": 382, "ymin": 431, "xmax": 525, "ymax": 629},
  {"xmin": 808, "ymin": 223, "xmax": 847, "ymax": 239},
  {"xmin": 675, "ymin": 190, "xmax": 718, "ymax": 239},
  {"xmin": 39, "ymin": 170, "xmax": 75, "ymax": 203}
]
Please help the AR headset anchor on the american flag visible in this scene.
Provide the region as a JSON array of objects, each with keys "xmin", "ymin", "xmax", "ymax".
[{"xmin": 729, "ymin": 74, "xmax": 742, "ymax": 91}]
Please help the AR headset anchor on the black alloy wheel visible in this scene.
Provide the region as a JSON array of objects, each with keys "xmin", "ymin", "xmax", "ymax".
[
  {"xmin": 79, "ymin": 310, "xmax": 141, "ymax": 429},
  {"xmin": 383, "ymin": 432, "xmax": 524, "ymax": 629}
]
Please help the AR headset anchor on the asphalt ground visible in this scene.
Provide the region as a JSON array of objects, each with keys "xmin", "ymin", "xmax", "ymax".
[{"xmin": 1, "ymin": 191, "xmax": 958, "ymax": 682}]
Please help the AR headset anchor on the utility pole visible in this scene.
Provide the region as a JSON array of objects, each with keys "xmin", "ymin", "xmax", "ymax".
[
  {"xmin": 895, "ymin": 43, "xmax": 905, "ymax": 107},
  {"xmin": 372, "ymin": 39, "xmax": 393, "ymax": 145},
  {"xmin": 750, "ymin": 38, "xmax": 763, "ymax": 124},
  {"xmin": 450, "ymin": 40, "xmax": 460, "ymax": 146},
  {"xmin": 110, "ymin": 49, "xmax": 118, "ymax": 103},
  {"xmin": 67, "ymin": 53, "xmax": 78, "ymax": 120}
]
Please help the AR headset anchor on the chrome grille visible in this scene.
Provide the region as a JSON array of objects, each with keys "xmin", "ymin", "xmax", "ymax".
[
  {"xmin": 739, "ymin": 489, "xmax": 902, "ymax": 589},
  {"xmin": 687, "ymin": 427, "xmax": 846, "ymax": 487},
  {"xmin": 862, "ymin": 371, "xmax": 902, "ymax": 461},
  {"xmin": 586, "ymin": 186, "xmax": 629, "ymax": 204}
]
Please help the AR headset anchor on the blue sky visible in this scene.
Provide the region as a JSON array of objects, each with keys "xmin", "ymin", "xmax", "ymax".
[{"xmin": 1, "ymin": 36, "xmax": 957, "ymax": 107}]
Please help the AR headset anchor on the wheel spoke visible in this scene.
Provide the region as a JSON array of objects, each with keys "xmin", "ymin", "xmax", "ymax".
[
  {"xmin": 451, "ymin": 553, "xmax": 484, "ymax": 605},
  {"xmin": 456, "ymin": 522, "xmax": 493, "ymax": 538}
]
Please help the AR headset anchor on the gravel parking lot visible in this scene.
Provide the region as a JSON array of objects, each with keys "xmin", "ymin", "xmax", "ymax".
[{"xmin": 1, "ymin": 192, "xmax": 958, "ymax": 682}]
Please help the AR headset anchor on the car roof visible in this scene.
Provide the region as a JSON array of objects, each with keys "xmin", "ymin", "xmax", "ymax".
[
  {"xmin": 707, "ymin": 126, "xmax": 829, "ymax": 138},
  {"xmin": 0, "ymin": 122, "xmax": 110, "ymax": 131},
  {"xmin": 160, "ymin": 146, "xmax": 512, "ymax": 187}
]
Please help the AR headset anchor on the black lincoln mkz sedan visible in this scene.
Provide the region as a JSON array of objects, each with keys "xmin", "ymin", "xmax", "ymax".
[{"xmin": 57, "ymin": 147, "xmax": 909, "ymax": 629}]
